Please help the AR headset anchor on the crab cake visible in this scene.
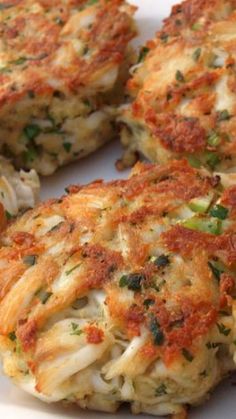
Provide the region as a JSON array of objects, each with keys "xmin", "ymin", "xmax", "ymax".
[
  {"xmin": 0, "ymin": 0, "xmax": 136, "ymax": 175},
  {"xmin": 0, "ymin": 160, "xmax": 236, "ymax": 417},
  {"xmin": 0, "ymin": 156, "xmax": 39, "ymax": 217},
  {"xmin": 119, "ymin": 0, "xmax": 236, "ymax": 172}
]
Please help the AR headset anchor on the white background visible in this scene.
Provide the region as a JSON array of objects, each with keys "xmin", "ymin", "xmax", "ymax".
[{"xmin": 1, "ymin": 1, "xmax": 235, "ymax": 418}]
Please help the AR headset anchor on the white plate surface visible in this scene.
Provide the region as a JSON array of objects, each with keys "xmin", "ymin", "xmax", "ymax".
[{"xmin": 1, "ymin": 1, "xmax": 236, "ymax": 418}]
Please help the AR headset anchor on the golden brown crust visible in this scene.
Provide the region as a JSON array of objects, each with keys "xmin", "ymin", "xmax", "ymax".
[
  {"xmin": 162, "ymin": 225, "xmax": 236, "ymax": 266},
  {"xmin": 0, "ymin": 161, "xmax": 235, "ymax": 414},
  {"xmin": 0, "ymin": 0, "xmax": 136, "ymax": 107},
  {"xmin": 152, "ymin": 114, "xmax": 207, "ymax": 153},
  {"xmin": 120, "ymin": 0, "xmax": 236, "ymax": 172},
  {"xmin": 0, "ymin": 0, "xmax": 136, "ymax": 175}
]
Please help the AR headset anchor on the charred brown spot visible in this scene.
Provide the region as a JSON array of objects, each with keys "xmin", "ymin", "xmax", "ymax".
[
  {"xmin": 82, "ymin": 244, "xmax": 123, "ymax": 289},
  {"xmin": 153, "ymin": 114, "xmax": 206, "ymax": 153}
]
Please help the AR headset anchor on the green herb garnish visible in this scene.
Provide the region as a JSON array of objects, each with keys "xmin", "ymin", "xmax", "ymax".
[
  {"xmin": 66, "ymin": 263, "xmax": 81, "ymax": 276},
  {"xmin": 209, "ymin": 205, "xmax": 228, "ymax": 220},
  {"xmin": 49, "ymin": 222, "xmax": 64, "ymax": 232},
  {"xmin": 191, "ymin": 22, "xmax": 202, "ymax": 31},
  {"xmin": 86, "ymin": 0, "xmax": 99, "ymax": 5},
  {"xmin": 218, "ymin": 110, "xmax": 231, "ymax": 122},
  {"xmin": 192, "ymin": 48, "xmax": 201, "ymax": 62},
  {"xmin": 5, "ymin": 211, "xmax": 13, "ymax": 220},
  {"xmin": 8, "ymin": 331, "xmax": 16, "ymax": 341},
  {"xmin": 160, "ymin": 33, "xmax": 169, "ymax": 43},
  {"xmin": 36, "ymin": 290, "xmax": 52, "ymax": 304},
  {"xmin": 54, "ymin": 16, "xmax": 64, "ymax": 25},
  {"xmin": 137, "ymin": 47, "xmax": 150, "ymax": 63},
  {"xmin": 150, "ymin": 318, "xmax": 165, "ymax": 346},
  {"xmin": 207, "ymin": 131, "xmax": 220, "ymax": 147},
  {"xmin": 182, "ymin": 216, "xmax": 222, "ymax": 235},
  {"xmin": 175, "ymin": 70, "xmax": 185, "ymax": 82},
  {"xmin": 0, "ymin": 67, "xmax": 11, "ymax": 74},
  {"xmin": 119, "ymin": 273, "xmax": 144, "ymax": 291},
  {"xmin": 206, "ymin": 342, "xmax": 221, "ymax": 349},
  {"xmin": 217, "ymin": 323, "xmax": 231, "ymax": 336},
  {"xmin": 23, "ymin": 255, "xmax": 37, "ymax": 266},
  {"xmin": 12, "ymin": 57, "xmax": 27, "ymax": 66},
  {"xmin": 208, "ymin": 261, "xmax": 224, "ymax": 281},
  {"xmin": 24, "ymin": 124, "xmax": 41, "ymax": 141},
  {"xmin": 155, "ymin": 383, "xmax": 167, "ymax": 397},
  {"xmin": 63, "ymin": 142, "xmax": 72, "ymax": 153},
  {"xmin": 152, "ymin": 254, "xmax": 170, "ymax": 268},
  {"xmin": 70, "ymin": 322, "xmax": 83, "ymax": 336},
  {"xmin": 143, "ymin": 298, "xmax": 155, "ymax": 308},
  {"xmin": 23, "ymin": 147, "xmax": 38, "ymax": 163},
  {"xmin": 205, "ymin": 152, "xmax": 221, "ymax": 169}
]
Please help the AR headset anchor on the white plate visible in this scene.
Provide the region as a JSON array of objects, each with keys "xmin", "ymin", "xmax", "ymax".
[{"xmin": 1, "ymin": 1, "xmax": 236, "ymax": 418}]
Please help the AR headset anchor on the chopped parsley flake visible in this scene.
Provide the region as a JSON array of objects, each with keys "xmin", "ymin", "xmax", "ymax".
[
  {"xmin": 23, "ymin": 255, "xmax": 37, "ymax": 266},
  {"xmin": 191, "ymin": 22, "xmax": 202, "ymax": 31},
  {"xmin": 206, "ymin": 342, "xmax": 221, "ymax": 349},
  {"xmin": 119, "ymin": 273, "xmax": 144, "ymax": 291},
  {"xmin": 208, "ymin": 261, "xmax": 224, "ymax": 281},
  {"xmin": 66, "ymin": 263, "xmax": 81, "ymax": 276},
  {"xmin": 218, "ymin": 110, "xmax": 231, "ymax": 122},
  {"xmin": 54, "ymin": 16, "xmax": 64, "ymax": 25},
  {"xmin": 24, "ymin": 124, "xmax": 41, "ymax": 141},
  {"xmin": 36, "ymin": 290, "xmax": 52, "ymax": 304},
  {"xmin": 0, "ymin": 67, "xmax": 11, "ymax": 74},
  {"xmin": 206, "ymin": 152, "xmax": 221, "ymax": 170},
  {"xmin": 207, "ymin": 131, "xmax": 220, "ymax": 147},
  {"xmin": 187, "ymin": 156, "xmax": 202, "ymax": 168},
  {"xmin": 63, "ymin": 142, "xmax": 72, "ymax": 153},
  {"xmin": 137, "ymin": 47, "xmax": 150, "ymax": 63},
  {"xmin": 182, "ymin": 216, "xmax": 222, "ymax": 235},
  {"xmin": 8, "ymin": 331, "xmax": 16, "ymax": 341},
  {"xmin": 155, "ymin": 383, "xmax": 167, "ymax": 397},
  {"xmin": 143, "ymin": 298, "xmax": 155, "ymax": 308},
  {"xmin": 86, "ymin": 0, "xmax": 99, "ymax": 5},
  {"xmin": 192, "ymin": 48, "xmax": 201, "ymax": 62},
  {"xmin": 152, "ymin": 254, "xmax": 170, "ymax": 268},
  {"xmin": 11, "ymin": 57, "xmax": 27, "ymax": 66},
  {"xmin": 160, "ymin": 33, "xmax": 169, "ymax": 43},
  {"xmin": 23, "ymin": 147, "xmax": 38, "ymax": 163},
  {"xmin": 5, "ymin": 211, "xmax": 13, "ymax": 220},
  {"xmin": 175, "ymin": 70, "xmax": 185, "ymax": 82},
  {"xmin": 209, "ymin": 205, "xmax": 229, "ymax": 220},
  {"xmin": 217, "ymin": 323, "xmax": 231, "ymax": 336},
  {"xmin": 150, "ymin": 318, "xmax": 165, "ymax": 346},
  {"xmin": 70, "ymin": 322, "xmax": 83, "ymax": 336},
  {"xmin": 49, "ymin": 222, "xmax": 64, "ymax": 232}
]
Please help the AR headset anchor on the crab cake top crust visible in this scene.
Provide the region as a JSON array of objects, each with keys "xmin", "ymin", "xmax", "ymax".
[
  {"xmin": 120, "ymin": 0, "xmax": 236, "ymax": 172},
  {"xmin": 0, "ymin": 0, "xmax": 136, "ymax": 109}
]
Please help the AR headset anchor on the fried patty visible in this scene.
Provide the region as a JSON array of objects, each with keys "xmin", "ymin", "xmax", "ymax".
[
  {"xmin": 0, "ymin": 0, "xmax": 136, "ymax": 175},
  {"xmin": 0, "ymin": 156, "xmax": 39, "ymax": 218},
  {"xmin": 119, "ymin": 0, "xmax": 236, "ymax": 172},
  {"xmin": 0, "ymin": 160, "xmax": 235, "ymax": 417}
]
